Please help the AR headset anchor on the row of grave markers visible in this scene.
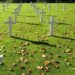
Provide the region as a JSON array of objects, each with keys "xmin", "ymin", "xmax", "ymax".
[
  {"xmin": 30, "ymin": 3, "xmax": 45, "ymax": 23},
  {"xmin": 3, "ymin": 2, "xmax": 66, "ymax": 37},
  {"xmin": 4, "ymin": 2, "xmax": 65, "ymax": 38},
  {"xmin": 2, "ymin": 2, "xmax": 9, "ymax": 12},
  {"xmin": 0, "ymin": 2, "xmax": 71, "ymax": 65},
  {"xmin": 5, "ymin": 3, "xmax": 22, "ymax": 36},
  {"xmin": 31, "ymin": 2, "xmax": 65, "ymax": 12},
  {"xmin": 0, "ymin": 3, "xmax": 23, "ymax": 64},
  {"xmin": 4, "ymin": 2, "xmax": 55, "ymax": 38},
  {"xmin": 30, "ymin": 3, "xmax": 66, "ymax": 36},
  {"xmin": 30, "ymin": 3, "xmax": 55, "ymax": 36}
]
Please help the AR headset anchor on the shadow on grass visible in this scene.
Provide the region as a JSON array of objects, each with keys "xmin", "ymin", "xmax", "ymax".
[
  {"xmin": 26, "ymin": 22, "xmax": 42, "ymax": 26},
  {"xmin": 26, "ymin": 16, "xmax": 36, "ymax": 17},
  {"xmin": 11, "ymin": 36, "xmax": 56, "ymax": 47},
  {"xmin": 46, "ymin": 15, "xmax": 57, "ymax": 17},
  {"xmin": 17, "ymin": 21, "xmax": 26, "ymax": 23},
  {"xmin": 56, "ymin": 22, "xmax": 70, "ymax": 25},
  {"xmin": 52, "ymin": 35, "xmax": 75, "ymax": 41}
]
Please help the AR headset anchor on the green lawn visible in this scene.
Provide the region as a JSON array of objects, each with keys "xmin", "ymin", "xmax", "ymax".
[{"xmin": 0, "ymin": 3, "xmax": 75, "ymax": 75}]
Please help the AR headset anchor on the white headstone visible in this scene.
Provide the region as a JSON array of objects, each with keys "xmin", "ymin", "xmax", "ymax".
[
  {"xmin": 0, "ymin": 55, "xmax": 3, "ymax": 64},
  {"xmin": 5, "ymin": 16, "xmax": 16, "ymax": 36},
  {"xmin": 49, "ymin": 16, "xmax": 54, "ymax": 36}
]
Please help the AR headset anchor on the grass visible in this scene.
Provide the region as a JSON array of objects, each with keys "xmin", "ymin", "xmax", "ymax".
[{"xmin": 0, "ymin": 3, "xmax": 75, "ymax": 75}]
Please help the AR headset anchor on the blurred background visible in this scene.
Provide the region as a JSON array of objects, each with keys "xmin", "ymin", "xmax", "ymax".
[{"xmin": 0, "ymin": 0, "xmax": 75, "ymax": 3}]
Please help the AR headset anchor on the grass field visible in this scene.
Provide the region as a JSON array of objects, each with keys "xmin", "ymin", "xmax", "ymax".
[{"xmin": 0, "ymin": 3, "xmax": 75, "ymax": 75}]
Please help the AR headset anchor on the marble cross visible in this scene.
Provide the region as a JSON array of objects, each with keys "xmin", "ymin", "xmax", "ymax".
[{"xmin": 5, "ymin": 16, "xmax": 16, "ymax": 36}]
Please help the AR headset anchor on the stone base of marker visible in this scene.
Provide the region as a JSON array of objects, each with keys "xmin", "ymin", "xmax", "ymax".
[
  {"xmin": 49, "ymin": 25, "xmax": 54, "ymax": 36},
  {"xmin": 49, "ymin": 31, "xmax": 53, "ymax": 36},
  {"xmin": 49, "ymin": 33, "xmax": 52, "ymax": 36}
]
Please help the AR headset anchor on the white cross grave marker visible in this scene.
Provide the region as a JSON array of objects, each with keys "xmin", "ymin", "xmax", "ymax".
[
  {"xmin": 16, "ymin": 3, "xmax": 22, "ymax": 15},
  {"xmin": 48, "ymin": 4, "xmax": 50, "ymax": 11},
  {"xmin": 49, "ymin": 16, "xmax": 54, "ymax": 36},
  {"xmin": 30, "ymin": 2, "xmax": 32, "ymax": 5},
  {"xmin": 32, "ymin": 3, "xmax": 37, "ymax": 11},
  {"xmin": 18, "ymin": 2, "xmax": 22, "ymax": 9},
  {"xmin": 15, "ymin": 3, "xmax": 22, "ymax": 16},
  {"xmin": 2, "ymin": 3, "xmax": 6, "ymax": 12},
  {"xmin": 5, "ymin": 16, "xmax": 16, "ymax": 36},
  {"xmin": 55, "ymin": 3, "xmax": 58, "ymax": 11},
  {"xmin": 62, "ymin": 4, "xmax": 65, "ymax": 11},
  {"xmin": 6, "ymin": 2, "xmax": 9, "ymax": 9},
  {"xmin": 40, "ymin": 9, "xmax": 45, "ymax": 22},
  {"xmin": 44, "ymin": 2, "xmax": 47, "ymax": 9},
  {"xmin": 13, "ymin": 9, "xmax": 18, "ymax": 22},
  {"xmin": 0, "ymin": 55, "xmax": 3, "ymax": 64},
  {"xmin": 16, "ymin": 8, "xmax": 20, "ymax": 15},
  {"xmin": 36, "ymin": 7, "xmax": 40, "ymax": 15},
  {"xmin": 55, "ymin": 0, "xmax": 58, "ymax": 11}
]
